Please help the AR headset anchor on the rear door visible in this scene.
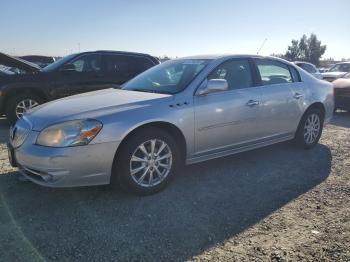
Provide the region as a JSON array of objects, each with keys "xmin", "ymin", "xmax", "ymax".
[
  {"xmin": 254, "ymin": 59, "xmax": 305, "ymax": 137},
  {"xmin": 103, "ymin": 55, "xmax": 156, "ymax": 86},
  {"xmin": 53, "ymin": 54, "xmax": 107, "ymax": 98},
  {"xmin": 194, "ymin": 58, "xmax": 264, "ymax": 155}
]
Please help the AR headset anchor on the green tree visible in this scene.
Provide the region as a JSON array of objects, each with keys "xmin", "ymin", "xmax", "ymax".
[{"xmin": 285, "ymin": 34, "xmax": 326, "ymax": 66}]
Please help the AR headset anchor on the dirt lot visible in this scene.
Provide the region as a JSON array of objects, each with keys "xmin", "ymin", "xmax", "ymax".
[{"xmin": 0, "ymin": 113, "xmax": 349, "ymax": 262}]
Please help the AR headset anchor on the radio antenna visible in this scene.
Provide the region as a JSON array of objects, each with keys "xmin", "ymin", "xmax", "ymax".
[{"xmin": 257, "ymin": 38, "xmax": 268, "ymax": 55}]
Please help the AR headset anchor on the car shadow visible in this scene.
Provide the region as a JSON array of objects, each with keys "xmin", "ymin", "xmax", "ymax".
[
  {"xmin": 331, "ymin": 111, "xmax": 350, "ymax": 128},
  {"xmin": 0, "ymin": 142, "xmax": 332, "ymax": 261}
]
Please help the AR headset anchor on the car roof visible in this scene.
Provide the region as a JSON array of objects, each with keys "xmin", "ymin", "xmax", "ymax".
[
  {"xmin": 294, "ymin": 61, "xmax": 315, "ymax": 66},
  {"xmin": 75, "ymin": 50, "xmax": 157, "ymax": 58},
  {"xmin": 69, "ymin": 50, "xmax": 160, "ymax": 64},
  {"xmin": 179, "ymin": 54, "xmax": 263, "ymax": 60},
  {"xmin": 175, "ymin": 54, "xmax": 295, "ymax": 65}
]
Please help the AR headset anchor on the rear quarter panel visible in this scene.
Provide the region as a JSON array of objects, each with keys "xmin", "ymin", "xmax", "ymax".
[{"xmin": 299, "ymin": 70, "xmax": 334, "ymax": 123}]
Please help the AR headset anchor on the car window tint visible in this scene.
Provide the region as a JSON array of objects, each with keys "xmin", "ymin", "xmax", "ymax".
[
  {"xmin": 329, "ymin": 63, "xmax": 350, "ymax": 72},
  {"xmin": 303, "ymin": 63, "xmax": 316, "ymax": 73},
  {"xmin": 105, "ymin": 55, "xmax": 155, "ymax": 78},
  {"xmin": 256, "ymin": 60, "xmax": 292, "ymax": 85},
  {"xmin": 71, "ymin": 54, "xmax": 102, "ymax": 72},
  {"xmin": 289, "ymin": 66, "xmax": 301, "ymax": 82},
  {"xmin": 208, "ymin": 59, "xmax": 253, "ymax": 90}
]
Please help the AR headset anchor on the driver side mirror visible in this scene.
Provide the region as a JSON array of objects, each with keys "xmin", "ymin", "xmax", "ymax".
[
  {"xmin": 198, "ymin": 79, "xmax": 228, "ymax": 96},
  {"xmin": 60, "ymin": 63, "xmax": 76, "ymax": 72}
]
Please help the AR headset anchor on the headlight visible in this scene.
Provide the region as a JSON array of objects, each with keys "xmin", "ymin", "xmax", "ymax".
[{"xmin": 36, "ymin": 119, "xmax": 102, "ymax": 147}]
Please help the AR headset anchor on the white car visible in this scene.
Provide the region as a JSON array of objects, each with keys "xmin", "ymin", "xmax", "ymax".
[
  {"xmin": 294, "ymin": 61, "xmax": 323, "ymax": 79},
  {"xmin": 322, "ymin": 62, "xmax": 350, "ymax": 82}
]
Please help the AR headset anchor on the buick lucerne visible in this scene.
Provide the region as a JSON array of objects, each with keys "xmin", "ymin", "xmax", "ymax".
[{"xmin": 8, "ymin": 55, "xmax": 334, "ymax": 195}]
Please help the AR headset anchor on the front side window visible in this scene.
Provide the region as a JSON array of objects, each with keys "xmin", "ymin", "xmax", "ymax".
[
  {"xmin": 122, "ymin": 59, "xmax": 209, "ymax": 94},
  {"xmin": 256, "ymin": 60, "xmax": 293, "ymax": 85},
  {"xmin": 70, "ymin": 55, "xmax": 102, "ymax": 72},
  {"xmin": 207, "ymin": 59, "xmax": 253, "ymax": 90}
]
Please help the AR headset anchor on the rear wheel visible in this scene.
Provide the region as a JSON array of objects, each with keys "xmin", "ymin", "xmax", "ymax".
[
  {"xmin": 294, "ymin": 108, "xmax": 324, "ymax": 149},
  {"xmin": 112, "ymin": 127, "xmax": 180, "ymax": 195},
  {"xmin": 5, "ymin": 94, "xmax": 43, "ymax": 124}
]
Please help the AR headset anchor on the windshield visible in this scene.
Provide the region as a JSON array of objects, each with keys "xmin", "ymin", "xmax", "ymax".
[
  {"xmin": 122, "ymin": 59, "xmax": 210, "ymax": 94},
  {"xmin": 328, "ymin": 63, "xmax": 350, "ymax": 73},
  {"xmin": 42, "ymin": 53, "xmax": 76, "ymax": 72}
]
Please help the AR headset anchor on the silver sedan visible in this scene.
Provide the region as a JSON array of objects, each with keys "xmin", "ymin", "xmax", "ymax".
[{"xmin": 8, "ymin": 55, "xmax": 334, "ymax": 195}]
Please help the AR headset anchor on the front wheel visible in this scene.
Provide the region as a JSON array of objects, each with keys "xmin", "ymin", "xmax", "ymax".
[
  {"xmin": 112, "ymin": 127, "xmax": 180, "ymax": 195},
  {"xmin": 294, "ymin": 108, "xmax": 324, "ymax": 149},
  {"xmin": 6, "ymin": 94, "xmax": 43, "ymax": 124}
]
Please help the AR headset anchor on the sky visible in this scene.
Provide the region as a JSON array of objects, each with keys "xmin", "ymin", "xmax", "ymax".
[{"xmin": 1, "ymin": 0, "xmax": 350, "ymax": 60}]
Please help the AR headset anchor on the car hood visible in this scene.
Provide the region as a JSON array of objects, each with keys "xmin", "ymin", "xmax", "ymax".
[
  {"xmin": 0, "ymin": 52, "xmax": 41, "ymax": 73},
  {"xmin": 321, "ymin": 71, "xmax": 347, "ymax": 78},
  {"xmin": 25, "ymin": 89, "xmax": 173, "ymax": 131}
]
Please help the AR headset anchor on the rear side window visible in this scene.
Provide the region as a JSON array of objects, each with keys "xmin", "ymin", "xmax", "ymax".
[
  {"xmin": 208, "ymin": 59, "xmax": 253, "ymax": 90},
  {"xmin": 105, "ymin": 55, "xmax": 155, "ymax": 78},
  {"xmin": 255, "ymin": 59, "xmax": 292, "ymax": 85},
  {"xmin": 289, "ymin": 66, "xmax": 301, "ymax": 82},
  {"xmin": 298, "ymin": 63, "xmax": 316, "ymax": 73}
]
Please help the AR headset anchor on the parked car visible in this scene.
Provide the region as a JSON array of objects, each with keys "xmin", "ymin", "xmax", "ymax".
[
  {"xmin": 322, "ymin": 62, "xmax": 350, "ymax": 82},
  {"xmin": 294, "ymin": 61, "xmax": 323, "ymax": 79},
  {"xmin": 333, "ymin": 72, "xmax": 350, "ymax": 111},
  {"xmin": 0, "ymin": 51, "xmax": 160, "ymax": 123},
  {"xmin": 19, "ymin": 55, "xmax": 56, "ymax": 68},
  {"xmin": 7, "ymin": 55, "xmax": 334, "ymax": 195},
  {"xmin": 0, "ymin": 53, "xmax": 41, "ymax": 75}
]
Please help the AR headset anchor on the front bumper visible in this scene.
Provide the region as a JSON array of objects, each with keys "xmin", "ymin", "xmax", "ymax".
[{"xmin": 12, "ymin": 131, "xmax": 120, "ymax": 187}]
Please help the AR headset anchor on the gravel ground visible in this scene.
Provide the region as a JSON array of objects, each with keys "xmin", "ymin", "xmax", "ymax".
[{"xmin": 0, "ymin": 113, "xmax": 349, "ymax": 262}]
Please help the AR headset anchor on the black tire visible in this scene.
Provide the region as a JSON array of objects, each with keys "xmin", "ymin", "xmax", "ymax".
[
  {"xmin": 294, "ymin": 108, "xmax": 324, "ymax": 149},
  {"xmin": 111, "ymin": 127, "xmax": 181, "ymax": 195},
  {"xmin": 5, "ymin": 93, "xmax": 43, "ymax": 125}
]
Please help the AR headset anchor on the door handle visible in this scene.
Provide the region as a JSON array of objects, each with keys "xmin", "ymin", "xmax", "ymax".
[
  {"xmin": 246, "ymin": 100, "xmax": 260, "ymax": 107},
  {"xmin": 293, "ymin": 93, "xmax": 303, "ymax": 99}
]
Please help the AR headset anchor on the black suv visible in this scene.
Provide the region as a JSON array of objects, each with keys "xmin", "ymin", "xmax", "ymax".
[{"xmin": 0, "ymin": 51, "xmax": 160, "ymax": 124}]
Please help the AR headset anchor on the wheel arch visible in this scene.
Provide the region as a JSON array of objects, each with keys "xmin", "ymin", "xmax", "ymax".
[
  {"xmin": 295, "ymin": 101, "xmax": 326, "ymax": 136},
  {"xmin": 3, "ymin": 87, "xmax": 48, "ymax": 110},
  {"xmin": 112, "ymin": 121, "xmax": 187, "ymax": 171},
  {"xmin": 305, "ymin": 102, "xmax": 325, "ymax": 118}
]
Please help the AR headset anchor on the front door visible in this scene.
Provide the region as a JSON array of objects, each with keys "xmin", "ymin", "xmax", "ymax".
[
  {"xmin": 52, "ymin": 54, "xmax": 107, "ymax": 98},
  {"xmin": 194, "ymin": 59, "xmax": 263, "ymax": 155}
]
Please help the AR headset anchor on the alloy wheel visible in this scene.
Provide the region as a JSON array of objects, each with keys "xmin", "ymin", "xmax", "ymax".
[
  {"xmin": 303, "ymin": 113, "xmax": 321, "ymax": 144},
  {"xmin": 129, "ymin": 139, "xmax": 173, "ymax": 187},
  {"xmin": 15, "ymin": 99, "xmax": 39, "ymax": 119}
]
